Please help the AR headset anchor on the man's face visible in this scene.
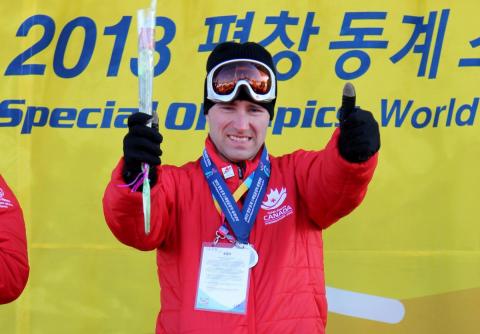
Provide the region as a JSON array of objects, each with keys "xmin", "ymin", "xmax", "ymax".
[{"xmin": 206, "ymin": 100, "xmax": 270, "ymax": 162}]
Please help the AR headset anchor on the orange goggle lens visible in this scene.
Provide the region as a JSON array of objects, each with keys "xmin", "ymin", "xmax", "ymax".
[{"xmin": 212, "ymin": 61, "xmax": 272, "ymax": 95}]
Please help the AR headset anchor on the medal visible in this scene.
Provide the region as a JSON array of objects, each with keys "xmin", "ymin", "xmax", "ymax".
[
  {"xmin": 201, "ymin": 148, "xmax": 269, "ymax": 271},
  {"xmin": 237, "ymin": 243, "xmax": 258, "ymax": 268},
  {"xmin": 247, "ymin": 245, "xmax": 259, "ymax": 268}
]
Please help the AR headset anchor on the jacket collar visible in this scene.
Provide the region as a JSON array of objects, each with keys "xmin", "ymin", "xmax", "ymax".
[{"xmin": 204, "ymin": 136, "xmax": 263, "ymax": 190}]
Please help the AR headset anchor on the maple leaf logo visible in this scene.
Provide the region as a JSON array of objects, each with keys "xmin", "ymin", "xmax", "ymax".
[{"xmin": 261, "ymin": 187, "xmax": 287, "ymax": 210}]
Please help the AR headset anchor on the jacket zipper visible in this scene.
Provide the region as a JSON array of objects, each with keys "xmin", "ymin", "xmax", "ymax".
[
  {"xmin": 238, "ymin": 161, "xmax": 245, "ymax": 180},
  {"xmin": 248, "ymin": 269, "xmax": 256, "ymax": 333},
  {"xmin": 237, "ymin": 160, "xmax": 255, "ymax": 332}
]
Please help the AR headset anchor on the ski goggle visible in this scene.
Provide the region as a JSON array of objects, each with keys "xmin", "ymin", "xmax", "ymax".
[{"xmin": 206, "ymin": 59, "xmax": 276, "ymax": 103}]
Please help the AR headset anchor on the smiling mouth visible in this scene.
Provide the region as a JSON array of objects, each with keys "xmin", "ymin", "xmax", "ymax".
[{"xmin": 228, "ymin": 135, "xmax": 252, "ymax": 142}]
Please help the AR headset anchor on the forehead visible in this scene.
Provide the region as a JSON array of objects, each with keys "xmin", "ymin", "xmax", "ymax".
[{"xmin": 212, "ymin": 99, "xmax": 268, "ymax": 111}]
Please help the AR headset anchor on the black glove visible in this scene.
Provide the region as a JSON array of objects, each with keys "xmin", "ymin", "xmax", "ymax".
[
  {"xmin": 122, "ymin": 112, "xmax": 163, "ymax": 187},
  {"xmin": 338, "ymin": 83, "xmax": 380, "ymax": 163}
]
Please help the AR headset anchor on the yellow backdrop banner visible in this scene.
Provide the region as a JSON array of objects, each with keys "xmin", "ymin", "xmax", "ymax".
[{"xmin": 1, "ymin": 0, "xmax": 479, "ymax": 333}]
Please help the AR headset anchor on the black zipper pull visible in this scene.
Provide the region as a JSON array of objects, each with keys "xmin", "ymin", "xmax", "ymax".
[
  {"xmin": 238, "ymin": 166, "xmax": 243, "ymax": 179},
  {"xmin": 237, "ymin": 161, "xmax": 245, "ymax": 180}
]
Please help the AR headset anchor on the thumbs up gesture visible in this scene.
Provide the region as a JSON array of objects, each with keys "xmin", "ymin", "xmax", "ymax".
[{"xmin": 338, "ymin": 83, "xmax": 380, "ymax": 163}]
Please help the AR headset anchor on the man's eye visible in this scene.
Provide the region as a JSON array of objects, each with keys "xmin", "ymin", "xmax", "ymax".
[{"xmin": 220, "ymin": 105, "xmax": 235, "ymax": 111}]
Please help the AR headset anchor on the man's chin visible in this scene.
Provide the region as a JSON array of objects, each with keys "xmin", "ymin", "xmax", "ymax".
[{"xmin": 223, "ymin": 149, "xmax": 256, "ymax": 163}]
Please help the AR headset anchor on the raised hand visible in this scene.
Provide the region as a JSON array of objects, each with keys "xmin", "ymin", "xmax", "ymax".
[
  {"xmin": 338, "ymin": 83, "xmax": 380, "ymax": 163},
  {"xmin": 122, "ymin": 112, "xmax": 163, "ymax": 186}
]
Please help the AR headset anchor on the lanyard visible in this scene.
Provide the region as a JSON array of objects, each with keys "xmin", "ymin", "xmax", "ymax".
[
  {"xmin": 213, "ymin": 173, "xmax": 254, "ymax": 214},
  {"xmin": 201, "ymin": 148, "xmax": 270, "ymax": 244}
]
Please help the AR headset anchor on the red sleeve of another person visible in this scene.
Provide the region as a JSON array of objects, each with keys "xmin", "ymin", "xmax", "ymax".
[{"xmin": 0, "ymin": 175, "xmax": 29, "ymax": 304}]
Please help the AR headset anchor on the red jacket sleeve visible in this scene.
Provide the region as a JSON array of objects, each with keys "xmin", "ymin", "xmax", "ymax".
[
  {"xmin": 293, "ymin": 128, "xmax": 378, "ymax": 229},
  {"xmin": 0, "ymin": 175, "xmax": 29, "ymax": 304},
  {"xmin": 102, "ymin": 159, "xmax": 175, "ymax": 251}
]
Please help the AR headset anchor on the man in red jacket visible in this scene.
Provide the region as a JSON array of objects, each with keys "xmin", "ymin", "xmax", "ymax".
[
  {"xmin": 0, "ymin": 175, "xmax": 29, "ymax": 304},
  {"xmin": 103, "ymin": 41, "xmax": 380, "ymax": 333}
]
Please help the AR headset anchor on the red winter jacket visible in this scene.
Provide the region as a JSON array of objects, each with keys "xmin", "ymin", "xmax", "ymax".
[
  {"xmin": 0, "ymin": 175, "xmax": 29, "ymax": 304},
  {"xmin": 103, "ymin": 129, "xmax": 377, "ymax": 333}
]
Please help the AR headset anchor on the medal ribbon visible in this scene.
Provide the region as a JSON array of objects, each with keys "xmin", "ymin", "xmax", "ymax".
[{"xmin": 201, "ymin": 148, "xmax": 270, "ymax": 244}]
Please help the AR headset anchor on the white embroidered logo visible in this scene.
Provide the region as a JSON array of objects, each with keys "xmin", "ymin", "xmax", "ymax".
[
  {"xmin": 0, "ymin": 187, "xmax": 13, "ymax": 209},
  {"xmin": 262, "ymin": 187, "xmax": 293, "ymax": 225},
  {"xmin": 261, "ymin": 187, "xmax": 287, "ymax": 210}
]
